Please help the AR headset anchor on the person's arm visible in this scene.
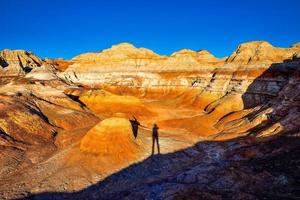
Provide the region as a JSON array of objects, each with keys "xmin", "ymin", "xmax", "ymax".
[{"xmin": 140, "ymin": 124, "xmax": 149, "ymax": 129}]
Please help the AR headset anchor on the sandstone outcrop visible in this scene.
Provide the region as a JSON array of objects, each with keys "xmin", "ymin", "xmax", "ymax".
[
  {"xmin": 226, "ymin": 41, "xmax": 300, "ymax": 64},
  {"xmin": 0, "ymin": 49, "xmax": 61, "ymax": 81},
  {"xmin": 24, "ymin": 65, "xmax": 58, "ymax": 80},
  {"xmin": 60, "ymin": 43, "xmax": 224, "ymax": 84},
  {"xmin": 170, "ymin": 49, "xmax": 223, "ymax": 65},
  {"xmin": 0, "ymin": 41, "xmax": 299, "ymax": 200},
  {"xmin": 65, "ymin": 88, "xmax": 154, "ymax": 119},
  {"xmin": 80, "ymin": 117, "xmax": 145, "ymax": 160},
  {"xmin": 45, "ymin": 58, "xmax": 74, "ymax": 72},
  {"xmin": 293, "ymin": 50, "xmax": 300, "ymax": 60},
  {"xmin": 0, "ymin": 49, "xmax": 43, "ymax": 75},
  {"xmin": 60, "ymin": 41, "xmax": 300, "ymax": 89}
]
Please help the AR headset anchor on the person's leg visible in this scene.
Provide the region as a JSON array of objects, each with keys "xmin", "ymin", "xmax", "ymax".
[
  {"xmin": 156, "ymin": 136, "xmax": 160, "ymax": 154},
  {"xmin": 152, "ymin": 136, "xmax": 155, "ymax": 155}
]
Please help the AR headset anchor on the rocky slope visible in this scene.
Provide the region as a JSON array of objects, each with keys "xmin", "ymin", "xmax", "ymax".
[
  {"xmin": 226, "ymin": 41, "xmax": 300, "ymax": 64},
  {"xmin": 0, "ymin": 41, "xmax": 299, "ymax": 199},
  {"xmin": 0, "ymin": 49, "xmax": 43, "ymax": 72},
  {"xmin": 0, "ymin": 49, "xmax": 60, "ymax": 80},
  {"xmin": 23, "ymin": 135, "xmax": 298, "ymax": 200}
]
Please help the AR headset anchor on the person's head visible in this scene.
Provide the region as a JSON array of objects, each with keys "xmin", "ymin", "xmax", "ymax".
[{"xmin": 153, "ymin": 123, "xmax": 158, "ymax": 128}]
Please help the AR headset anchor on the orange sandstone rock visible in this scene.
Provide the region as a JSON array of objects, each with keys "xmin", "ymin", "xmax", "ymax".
[{"xmin": 80, "ymin": 117, "xmax": 145, "ymax": 160}]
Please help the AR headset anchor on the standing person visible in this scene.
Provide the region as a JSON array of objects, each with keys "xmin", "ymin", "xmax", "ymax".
[
  {"xmin": 152, "ymin": 124, "xmax": 160, "ymax": 155},
  {"xmin": 129, "ymin": 116, "xmax": 141, "ymax": 139}
]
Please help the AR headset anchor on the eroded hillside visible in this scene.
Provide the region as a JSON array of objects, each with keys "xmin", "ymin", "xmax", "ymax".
[{"xmin": 0, "ymin": 41, "xmax": 299, "ymax": 200}]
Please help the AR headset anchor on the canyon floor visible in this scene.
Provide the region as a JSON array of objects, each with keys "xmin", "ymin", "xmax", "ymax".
[{"xmin": 0, "ymin": 41, "xmax": 299, "ymax": 199}]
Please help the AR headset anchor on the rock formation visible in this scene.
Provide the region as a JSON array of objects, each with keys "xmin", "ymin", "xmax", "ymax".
[
  {"xmin": 0, "ymin": 49, "xmax": 43, "ymax": 75},
  {"xmin": 45, "ymin": 58, "xmax": 74, "ymax": 72},
  {"xmin": 226, "ymin": 41, "xmax": 300, "ymax": 64},
  {"xmin": 0, "ymin": 41, "xmax": 299, "ymax": 200},
  {"xmin": 80, "ymin": 117, "xmax": 145, "ymax": 161},
  {"xmin": 60, "ymin": 42, "xmax": 224, "ymax": 84},
  {"xmin": 0, "ymin": 49, "xmax": 60, "ymax": 81}
]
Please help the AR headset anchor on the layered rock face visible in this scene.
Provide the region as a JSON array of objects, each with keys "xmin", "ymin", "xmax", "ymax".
[
  {"xmin": 60, "ymin": 41, "xmax": 300, "ymax": 121},
  {"xmin": 226, "ymin": 41, "xmax": 300, "ymax": 64},
  {"xmin": 0, "ymin": 49, "xmax": 43, "ymax": 75},
  {"xmin": 61, "ymin": 42, "xmax": 224, "ymax": 84},
  {"xmin": 60, "ymin": 41, "xmax": 300, "ymax": 138},
  {"xmin": 45, "ymin": 58, "xmax": 74, "ymax": 72},
  {"xmin": 0, "ymin": 41, "xmax": 299, "ymax": 200},
  {"xmin": 0, "ymin": 49, "xmax": 59, "ymax": 80}
]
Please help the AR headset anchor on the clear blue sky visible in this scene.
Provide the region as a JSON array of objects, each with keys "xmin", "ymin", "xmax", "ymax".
[{"xmin": 1, "ymin": 0, "xmax": 300, "ymax": 59}]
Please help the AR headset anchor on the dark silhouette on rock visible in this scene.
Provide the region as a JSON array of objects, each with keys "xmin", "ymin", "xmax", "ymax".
[
  {"xmin": 129, "ymin": 116, "xmax": 141, "ymax": 139},
  {"xmin": 152, "ymin": 123, "xmax": 160, "ymax": 155}
]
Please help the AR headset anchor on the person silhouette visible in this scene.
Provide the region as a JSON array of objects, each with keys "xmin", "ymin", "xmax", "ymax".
[
  {"xmin": 152, "ymin": 123, "xmax": 160, "ymax": 155},
  {"xmin": 129, "ymin": 116, "xmax": 141, "ymax": 139}
]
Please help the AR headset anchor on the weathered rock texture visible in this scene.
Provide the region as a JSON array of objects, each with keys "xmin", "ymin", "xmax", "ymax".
[
  {"xmin": 0, "ymin": 49, "xmax": 59, "ymax": 80},
  {"xmin": 80, "ymin": 117, "xmax": 146, "ymax": 161},
  {"xmin": 0, "ymin": 49, "xmax": 43, "ymax": 75},
  {"xmin": 0, "ymin": 41, "xmax": 299, "ymax": 200},
  {"xmin": 226, "ymin": 41, "xmax": 300, "ymax": 64},
  {"xmin": 60, "ymin": 42, "xmax": 224, "ymax": 84}
]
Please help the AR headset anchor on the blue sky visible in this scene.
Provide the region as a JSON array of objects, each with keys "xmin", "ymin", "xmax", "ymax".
[{"xmin": 1, "ymin": 0, "xmax": 300, "ymax": 59}]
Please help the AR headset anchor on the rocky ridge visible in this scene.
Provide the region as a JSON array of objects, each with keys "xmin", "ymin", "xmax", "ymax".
[
  {"xmin": 226, "ymin": 41, "xmax": 300, "ymax": 64},
  {"xmin": 60, "ymin": 41, "xmax": 300, "ymax": 88}
]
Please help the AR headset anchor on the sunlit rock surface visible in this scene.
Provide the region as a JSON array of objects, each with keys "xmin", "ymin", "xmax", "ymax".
[
  {"xmin": 0, "ymin": 41, "xmax": 299, "ymax": 199},
  {"xmin": 0, "ymin": 49, "xmax": 43, "ymax": 75},
  {"xmin": 226, "ymin": 41, "xmax": 300, "ymax": 64},
  {"xmin": 80, "ymin": 117, "xmax": 146, "ymax": 161}
]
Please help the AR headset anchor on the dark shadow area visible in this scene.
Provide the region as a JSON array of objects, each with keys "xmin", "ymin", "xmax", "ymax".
[
  {"xmin": 23, "ymin": 66, "xmax": 33, "ymax": 73},
  {"xmin": 241, "ymin": 59, "xmax": 300, "ymax": 138},
  {"xmin": 18, "ymin": 136, "xmax": 300, "ymax": 200},
  {"xmin": 14, "ymin": 60, "xmax": 300, "ymax": 200},
  {"xmin": 28, "ymin": 107, "xmax": 52, "ymax": 127},
  {"xmin": 242, "ymin": 60, "xmax": 300, "ymax": 109},
  {"xmin": 0, "ymin": 57, "xmax": 9, "ymax": 68},
  {"xmin": 65, "ymin": 94, "xmax": 86, "ymax": 108}
]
